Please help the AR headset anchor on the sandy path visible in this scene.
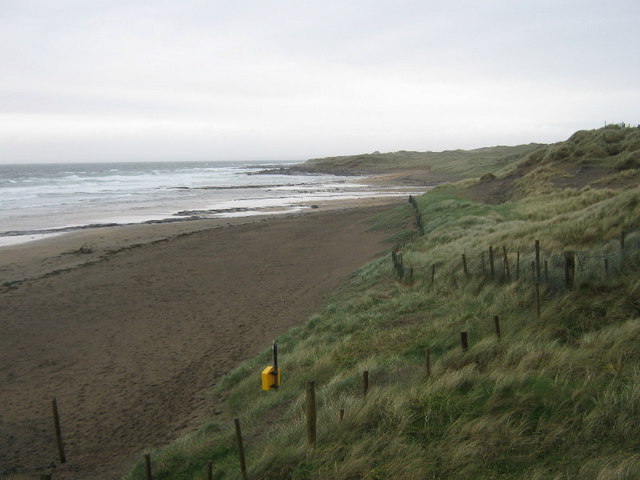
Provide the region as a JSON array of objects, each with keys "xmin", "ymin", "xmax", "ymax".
[{"xmin": 0, "ymin": 204, "xmax": 395, "ymax": 479}]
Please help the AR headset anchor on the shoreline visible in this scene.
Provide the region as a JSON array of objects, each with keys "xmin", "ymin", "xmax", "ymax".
[
  {"xmin": 0, "ymin": 190, "xmax": 425, "ymax": 251},
  {"xmin": 1, "ymin": 198, "xmax": 403, "ymax": 479},
  {"xmin": 0, "ymin": 195, "xmax": 408, "ymax": 285},
  {"xmin": 1, "ymin": 166, "xmax": 431, "ymax": 249}
]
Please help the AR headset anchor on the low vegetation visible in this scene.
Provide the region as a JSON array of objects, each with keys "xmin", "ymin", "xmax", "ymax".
[
  {"xmin": 302, "ymin": 143, "xmax": 544, "ymax": 178},
  {"xmin": 127, "ymin": 125, "xmax": 640, "ymax": 479}
]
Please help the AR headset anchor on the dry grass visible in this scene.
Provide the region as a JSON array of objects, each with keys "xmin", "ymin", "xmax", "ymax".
[{"xmin": 125, "ymin": 126, "xmax": 640, "ymax": 480}]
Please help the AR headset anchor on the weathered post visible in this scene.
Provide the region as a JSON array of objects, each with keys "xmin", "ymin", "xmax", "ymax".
[
  {"xmin": 144, "ymin": 454, "xmax": 153, "ymax": 480},
  {"xmin": 272, "ymin": 341, "xmax": 279, "ymax": 390},
  {"xmin": 234, "ymin": 418, "xmax": 248, "ymax": 480},
  {"xmin": 489, "ymin": 247, "xmax": 495, "ymax": 280},
  {"xmin": 564, "ymin": 251, "xmax": 575, "ymax": 288},
  {"xmin": 208, "ymin": 460, "xmax": 213, "ymax": 480},
  {"xmin": 363, "ymin": 370, "xmax": 369, "ymax": 397},
  {"xmin": 424, "ymin": 348, "xmax": 431, "ymax": 377},
  {"xmin": 340, "ymin": 408, "xmax": 344, "ymax": 422},
  {"xmin": 460, "ymin": 331, "xmax": 469, "ymax": 352},
  {"xmin": 462, "ymin": 254, "xmax": 469, "ymax": 278},
  {"xmin": 493, "ymin": 315, "xmax": 501, "ymax": 340},
  {"xmin": 535, "ymin": 240, "xmax": 541, "ymax": 284},
  {"xmin": 604, "ymin": 258, "xmax": 609, "ymax": 277},
  {"xmin": 431, "ymin": 264, "xmax": 436, "ymax": 285},
  {"xmin": 273, "ymin": 341, "xmax": 278, "ymax": 373},
  {"xmin": 51, "ymin": 398, "xmax": 66, "ymax": 464},
  {"xmin": 306, "ymin": 381, "xmax": 317, "ymax": 447}
]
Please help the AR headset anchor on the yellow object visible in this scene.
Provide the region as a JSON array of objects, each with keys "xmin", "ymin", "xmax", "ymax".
[{"xmin": 261, "ymin": 366, "xmax": 281, "ymax": 391}]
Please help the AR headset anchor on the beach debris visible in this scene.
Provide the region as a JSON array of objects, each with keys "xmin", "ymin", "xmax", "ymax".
[
  {"xmin": 77, "ymin": 244, "xmax": 94, "ymax": 254},
  {"xmin": 2, "ymin": 280, "xmax": 20, "ymax": 287}
]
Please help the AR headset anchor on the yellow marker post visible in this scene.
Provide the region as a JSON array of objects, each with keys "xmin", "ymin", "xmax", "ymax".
[
  {"xmin": 261, "ymin": 366, "xmax": 281, "ymax": 390},
  {"xmin": 261, "ymin": 341, "xmax": 281, "ymax": 390}
]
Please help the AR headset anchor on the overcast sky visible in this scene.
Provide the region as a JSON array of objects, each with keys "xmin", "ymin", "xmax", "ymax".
[{"xmin": 1, "ymin": 0, "xmax": 639, "ymax": 163}]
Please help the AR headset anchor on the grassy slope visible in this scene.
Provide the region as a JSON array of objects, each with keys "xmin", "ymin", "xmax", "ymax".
[
  {"xmin": 301, "ymin": 143, "xmax": 544, "ymax": 177},
  {"xmin": 126, "ymin": 125, "xmax": 640, "ymax": 480}
]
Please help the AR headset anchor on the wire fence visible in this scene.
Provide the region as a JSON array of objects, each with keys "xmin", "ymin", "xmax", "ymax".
[{"xmin": 393, "ymin": 229, "xmax": 640, "ymax": 293}]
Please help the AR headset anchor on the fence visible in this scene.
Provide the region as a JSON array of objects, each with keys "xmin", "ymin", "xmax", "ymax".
[
  {"xmin": 14, "ymin": 207, "xmax": 640, "ymax": 479},
  {"xmin": 392, "ymin": 229, "xmax": 640, "ymax": 294}
]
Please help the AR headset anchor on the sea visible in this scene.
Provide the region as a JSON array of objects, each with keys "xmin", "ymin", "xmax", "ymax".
[{"xmin": 0, "ymin": 160, "xmax": 418, "ymax": 247}]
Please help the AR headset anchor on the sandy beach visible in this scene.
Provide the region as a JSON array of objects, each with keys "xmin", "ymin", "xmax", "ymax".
[{"xmin": 0, "ymin": 199, "xmax": 401, "ymax": 479}]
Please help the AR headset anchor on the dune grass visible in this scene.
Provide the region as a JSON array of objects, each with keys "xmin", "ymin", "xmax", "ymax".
[
  {"xmin": 126, "ymin": 126, "xmax": 640, "ymax": 480},
  {"xmin": 302, "ymin": 144, "xmax": 544, "ymax": 177}
]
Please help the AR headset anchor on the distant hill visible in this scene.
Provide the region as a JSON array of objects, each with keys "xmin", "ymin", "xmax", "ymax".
[{"xmin": 301, "ymin": 143, "xmax": 545, "ymax": 178}]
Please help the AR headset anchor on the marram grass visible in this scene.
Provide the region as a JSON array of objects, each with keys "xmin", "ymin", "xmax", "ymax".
[{"xmin": 126, "ymin": 127, "xmax": 640, "ymax": 480}]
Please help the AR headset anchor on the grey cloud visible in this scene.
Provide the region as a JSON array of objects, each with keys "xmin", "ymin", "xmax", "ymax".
[{"xmin": 1, "ymin": 0, "xmax": 639, "ymax": 163}]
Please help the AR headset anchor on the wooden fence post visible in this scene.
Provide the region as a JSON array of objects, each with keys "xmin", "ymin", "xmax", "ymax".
[
  {"xmin": 425, "ymin": 348, "xmax": 431, "ymax": 377},
  {"xmin": 535, "ymin": 240, "xmax": 541, "ymax": 283},
  {"xmin": 144, "ymin": 454, "xmax": 153, "ymax": 480},
  {"xmin": 340, "ymin": 408, "xmax": 344, "ymax": 422},
  {"xmin": 489, "ymin": 247, "xmax": 495, "ymax": 280},
  {"xmin": 363, "ymin": 371, "xmax": 369, "ymax": 398},
  {"xmin": 234, "ymin": 418, "xmax": 248, "ymax": 480},
  {"xmin": 493, "ymin": 315, "xmax": 501, "ymax": 340},
  {"xmin": 208, "ymin": 460, "xmax": 213, "ymax": 480},
  {"xmin": 604, "ymin": 258, "xmax": 609, "ymax": 277},
  {"xmin": 460, "ymin": 331, "xmax": 468, "ymax": 352},
  {"xmin": 462, "ymin": 254, "xmax": 469, "ymax": 278},
  {"xmin": 564, "ymin": 251, "xmax": 575, "ymax": 288},
  {"xmin": 306, "ymin": 381, "xmax": 317, "ymax": 447},
  {"xmin": 51, "ymin": 398, "xmax": 66, "ymax": 464}
]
